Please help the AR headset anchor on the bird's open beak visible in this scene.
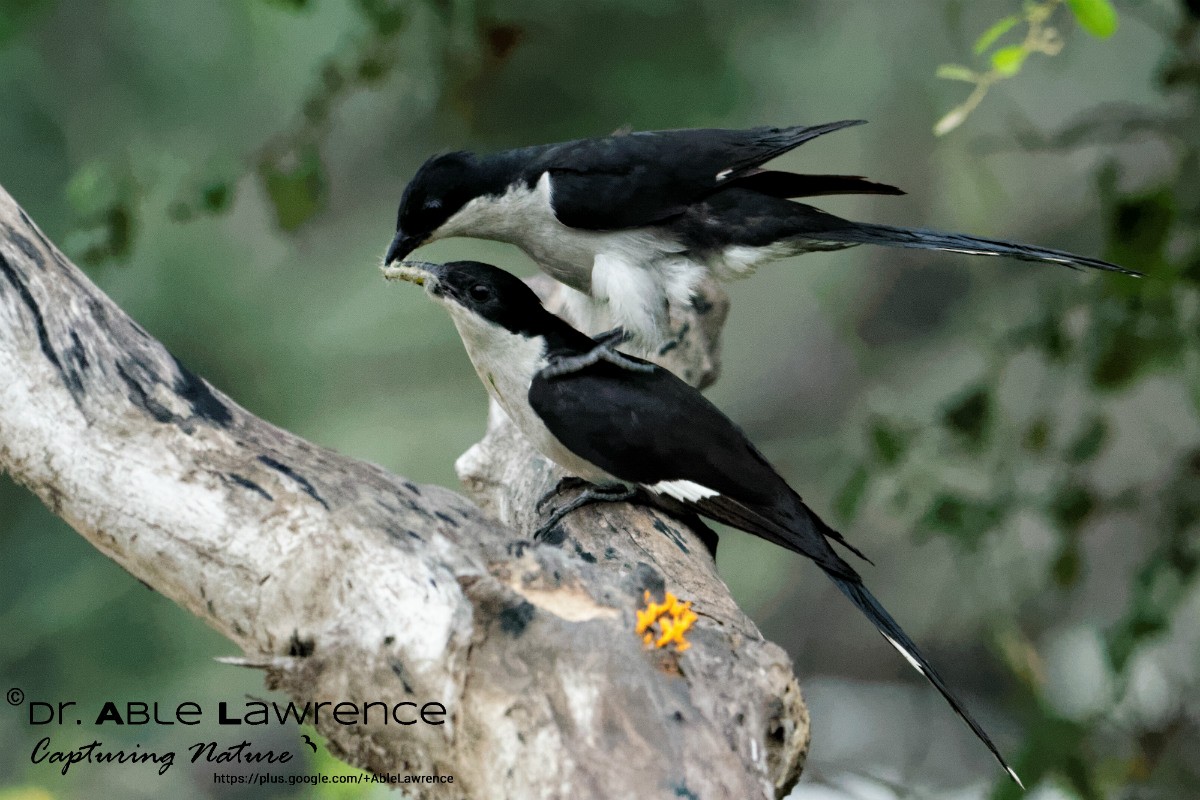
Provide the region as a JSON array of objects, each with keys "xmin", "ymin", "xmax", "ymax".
[
  {"xmin": 382, "ymin": 260, "xmax": 444, "ymax": 288},
  {"xmin": 385, "ymin": 231, "xmax": 424, "ymax": 265}
]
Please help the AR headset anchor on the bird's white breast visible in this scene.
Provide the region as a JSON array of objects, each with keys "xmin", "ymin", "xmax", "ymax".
[{"xmin": 442, "ymin": 304, "xmax": 618, "ymax": 485}]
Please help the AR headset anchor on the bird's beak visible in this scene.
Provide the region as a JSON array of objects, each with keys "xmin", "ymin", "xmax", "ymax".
[
  {"xmin": 382, "ymin": 260, "xmax": 445, "ymax": 288},
  {"xmin": 385, "ymin": 231, "xmax": 424, "ymax": 265}
]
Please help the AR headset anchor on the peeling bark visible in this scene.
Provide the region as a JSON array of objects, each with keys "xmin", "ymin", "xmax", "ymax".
[{"xmin": 0, "ymin": 184, "xmax": 808, "ymax": 799}]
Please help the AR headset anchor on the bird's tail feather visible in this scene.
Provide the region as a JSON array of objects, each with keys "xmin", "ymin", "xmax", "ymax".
[
  {"xmin": 811, "ymin": 221, "xmax": 1139, "ymax": 276},
  {"xmin": 829, "ymin": 575, "xmax": 1024, "ymax": 788}
]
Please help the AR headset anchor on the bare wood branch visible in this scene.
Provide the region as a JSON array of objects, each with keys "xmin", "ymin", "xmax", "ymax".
[{"xmin": 0, "ymin": 184, "xmax": 808, "ymax": 799}]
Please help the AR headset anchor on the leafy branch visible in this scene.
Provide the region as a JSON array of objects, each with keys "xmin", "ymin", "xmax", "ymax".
[{"xmin": 935, "ymin": 0, "xmax": 1119, "ymax": 136}]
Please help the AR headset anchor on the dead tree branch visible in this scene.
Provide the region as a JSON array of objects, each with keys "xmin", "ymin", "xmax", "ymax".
[{"xmin": 0, "ymin": 184, "xmax": 808, "ymax": 799}]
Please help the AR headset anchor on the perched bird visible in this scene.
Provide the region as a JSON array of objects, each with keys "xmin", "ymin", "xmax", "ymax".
[
  {"xmin": 383, "ymin": 258, "xmax": 1024, "ymax": 786},
  {"xmin": 384, "ymin": 121, "xmax": 1136, "ymax": 348}
]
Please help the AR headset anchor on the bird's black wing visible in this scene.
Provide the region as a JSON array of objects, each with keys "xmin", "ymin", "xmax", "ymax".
[
  {"xmin": 531, "ymin": 120, "xmax": 868, "ymax": 231},
  {"xmin": 527, "ymin": 360, "xmax": 868, "ymax": 571}
]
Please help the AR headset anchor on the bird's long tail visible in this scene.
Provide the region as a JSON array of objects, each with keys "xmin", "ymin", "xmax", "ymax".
[
  {"xmin": 829, "ymin": 574, "xmax": 1024, "ymax": 788},
  {"xmin": 806, "ymin": 220, "xmax": 1139, "ymax": 276}
]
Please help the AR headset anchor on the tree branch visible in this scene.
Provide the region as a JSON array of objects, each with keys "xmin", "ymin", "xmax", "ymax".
[{"xmin": 0, "ymin": 184, "xmax": 808, "ymax": 799}]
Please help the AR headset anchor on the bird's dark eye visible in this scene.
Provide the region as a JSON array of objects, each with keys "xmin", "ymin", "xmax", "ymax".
[{"xmin": 468, "ymin": 284, "xmax": 491, "ymax": 302}]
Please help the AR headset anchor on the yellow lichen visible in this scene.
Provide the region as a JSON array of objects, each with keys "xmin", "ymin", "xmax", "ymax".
[{"xmin": 635, "ymin": 590, "xmax": 697, "ymax": 653}]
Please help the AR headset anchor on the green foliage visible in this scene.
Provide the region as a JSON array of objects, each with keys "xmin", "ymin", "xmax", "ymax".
[
  {"xmin": 935, "ymin": 0, "xmax": 1119, "ymax": 135},
  {"xmin": 1067, "ymin": 0, "xmax": 1119, "ymax": 38},
  {"xmin": 61, "ymin": 161, "xmax": 137, "ymax": 266},
  {"xmin": 942, "ymin": 385, "xmax": 992, "ymax": 447},
  {"xmin": 974, "ymin": 15, "xmax": 1021, "ymax": 54},
  {"xmin": 259, "ymin": 144, "xmax": 327, "ymax": 231},
  {"xmin": 834, "ymin": 464, "xmax": 870, "ymax": 522}
]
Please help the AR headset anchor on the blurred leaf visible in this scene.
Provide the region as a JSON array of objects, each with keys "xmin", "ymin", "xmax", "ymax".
[
  {"xmin": 992, "ymin": 715, "xmax": 1097, "ymax": 800},
  {"xmin": 974, "ymin": 15, "xmax": 1020, "ymax": 54},
  {"xmin": 1052, "ymin": 541, "xmax": 1083, "ymax": 587},
  {"xmin": 202, "ymin": 181, "xmax": 232, "ymax": 213},
  {"xmin": 1086, "ymin": 295, "xmax": 1185, "ymax": 390},
  {"xmin": 66, "ymin": 161, "xmax": 125, "ymax": 218},
  {"xmin": 834, "ymin": 465, "xmax": 869, "ymax": 522},
  {"xmin": 936, "ymin": 64, "xmax": 978, "ymax": 82},
  {"xmin": 63, "ymin": 161, "xmax": 137, "ymax": 265},
  {"xmin": 1024, "ymin": 417, "xmax": 1050, "ymax": 453},
  {"xmin": 869, "ymin": 417, "xmax": 910, "ymax": 467},
  {"xmin": 1105, "ymin": 188, "xmax": 1174, "ymax": 275},
  {"xmin": 1067, "ymin": 0, "xmax": 1119, "ymax": 38},
  {"xmin": 921, "ymin": 493, "xmax": 1003, "ymax": 545},
  {"xmin": 259, "ymin": 144, "xmax": 326, "ymax": 231},
  {"xmin": 934, "ymin": 104, "xmax": 971, "ymax": 136},
  {"xmin": 1048, "ymin": 483, "xmax": 1095, "ymax": 532},
  {"xmin": 942, "ymin": 385, "xmax": 992, "ymax": 446},
  {"xmin": 355, "ymin": 0, "xmax": 407, "ymax": 36},
  {"xmin": 991, "ymin": 44, "xmax": 1028, "ymax": 76},
  {"xmin": 1066, "ymin": 416, "xmax": 1108, "ymax": 463}
]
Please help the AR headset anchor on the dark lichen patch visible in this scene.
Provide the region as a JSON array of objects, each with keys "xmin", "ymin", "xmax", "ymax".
[
  {"xmin": 0, "ymin": 250, "xmax": 71, "ymax": 394},
  {"xmin": 573, "ymin": 541, "xmax": 597, "ymax": 563},
  {"xmin": 603, "ymin": 546, "xmax": 617, "ymax": 560},
  {"xmin": 61, "ymin": 329, "xmax": 90, "ymax": 394},
  {"xmin": 257, "ymin": 454, "xmax": 330, "ymax": 510},
  {"xmin": 287, "ymin": 632, "xmax": 315, "ymax": 657},
  {"xmin": 390, "ymin": 660, "xmax": 414, "ymax": 694},
  {"xmin": 403, "ymin": 480, "xmax": 421, "ymax": 495},
  {"xmin": 691, "ymin": 294, "xmax": 714, "ymax": 314},
  {"xmin": 498, "ymin": 601, "xmax": 536, "ymax": 636},
  {"xmin": 434, "ymin": 511, "xmax": 459, "ymax": 528},
  {"xmin": 403, "ymin": 497, "xmax": 434, "ymax": 520},
  {"xmin": 20, "ymin": 213, "xmax": 72, "ymax": 272},
  {"xmin": 116, "ymin": 362, "xmax": 176, "ymax": 423},
  {"xmin": 652, "ymin": 517, "xmax": 689, "ymax": 554},
  {"xmin": 673, "ymin": 784, "xmax": 699, "ymax": 800},
  {"xmin": 10, "ymin": 231, "xmax": 44, "ymax": 270},
  {"xmin": 383, "ymin": 635, "xmax": 394, "ymax": 645},
  {"xmin": 112, "ymin": 350, "xmax": 231, "ymax": 430},
  {"xmin": 169, "ymin": 354, "xmax": 231, "ymax": 426},
  {"xmin": 227, "ymin": 473, "xmax": 273, "ymax": 502}
]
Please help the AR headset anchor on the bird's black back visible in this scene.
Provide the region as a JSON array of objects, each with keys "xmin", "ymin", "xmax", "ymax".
[
  {"xmin": 528, "ymin": 357, "xmax": 862, "ymax": 578},
  {"xmin": 504, "ymin": 120, "xmax": 883, "ymax": 230}
]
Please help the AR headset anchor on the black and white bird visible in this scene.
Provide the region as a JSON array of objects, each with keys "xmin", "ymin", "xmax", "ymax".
[
  {"xmin": 383, "ymin": 258, "xmax": 1023, "ymax": 786},
  {"xmin": 384, "ymin": 121, "xmax": 1135, "ymax": 348}
]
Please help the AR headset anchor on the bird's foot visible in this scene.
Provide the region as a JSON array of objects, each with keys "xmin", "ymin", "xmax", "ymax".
[
  {"xmin": 538, "ymin": 328, "xmax": 655, "ymax": 380},
  {"xmin": 532, "ymin": 484, "xmax": 637, "ymax": 541},
  {"xmin": 535, "ymin": 476, "xmax": 593, "ymax": 513}
]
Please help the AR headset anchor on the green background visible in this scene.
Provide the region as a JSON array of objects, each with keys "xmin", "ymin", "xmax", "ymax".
[{"xmin": 1, "ymin": 1, "xmax": 1197, "ymax": 798}]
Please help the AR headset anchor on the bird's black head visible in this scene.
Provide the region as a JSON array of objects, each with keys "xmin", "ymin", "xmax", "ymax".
[
  {"xmin": 383, "ymin": 260, "xmax": 585, "ymax": 347},
  {"xmin": 385, "ymin": 152, "xmax": 488, "ymax": 264}
]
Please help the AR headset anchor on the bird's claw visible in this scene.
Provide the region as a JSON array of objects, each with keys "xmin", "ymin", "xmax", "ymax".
[
  {"xmin": 531, "ymin": 484, "xmax": 637, "ymax": 541},
  {"xmin": 535, "ymin": 476, "xmax": 592, "ymax": 513}
]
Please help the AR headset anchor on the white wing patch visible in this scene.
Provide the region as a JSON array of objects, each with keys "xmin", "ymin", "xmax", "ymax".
[{"xmin": 647, "ymin": 479, "xmax": 721, "ymax": 503}]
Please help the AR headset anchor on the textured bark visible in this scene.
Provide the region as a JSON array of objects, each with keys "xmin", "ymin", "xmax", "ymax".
[{"xmin": 0, "ymin": 183, "xmax": 808, "ymax": 799}]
